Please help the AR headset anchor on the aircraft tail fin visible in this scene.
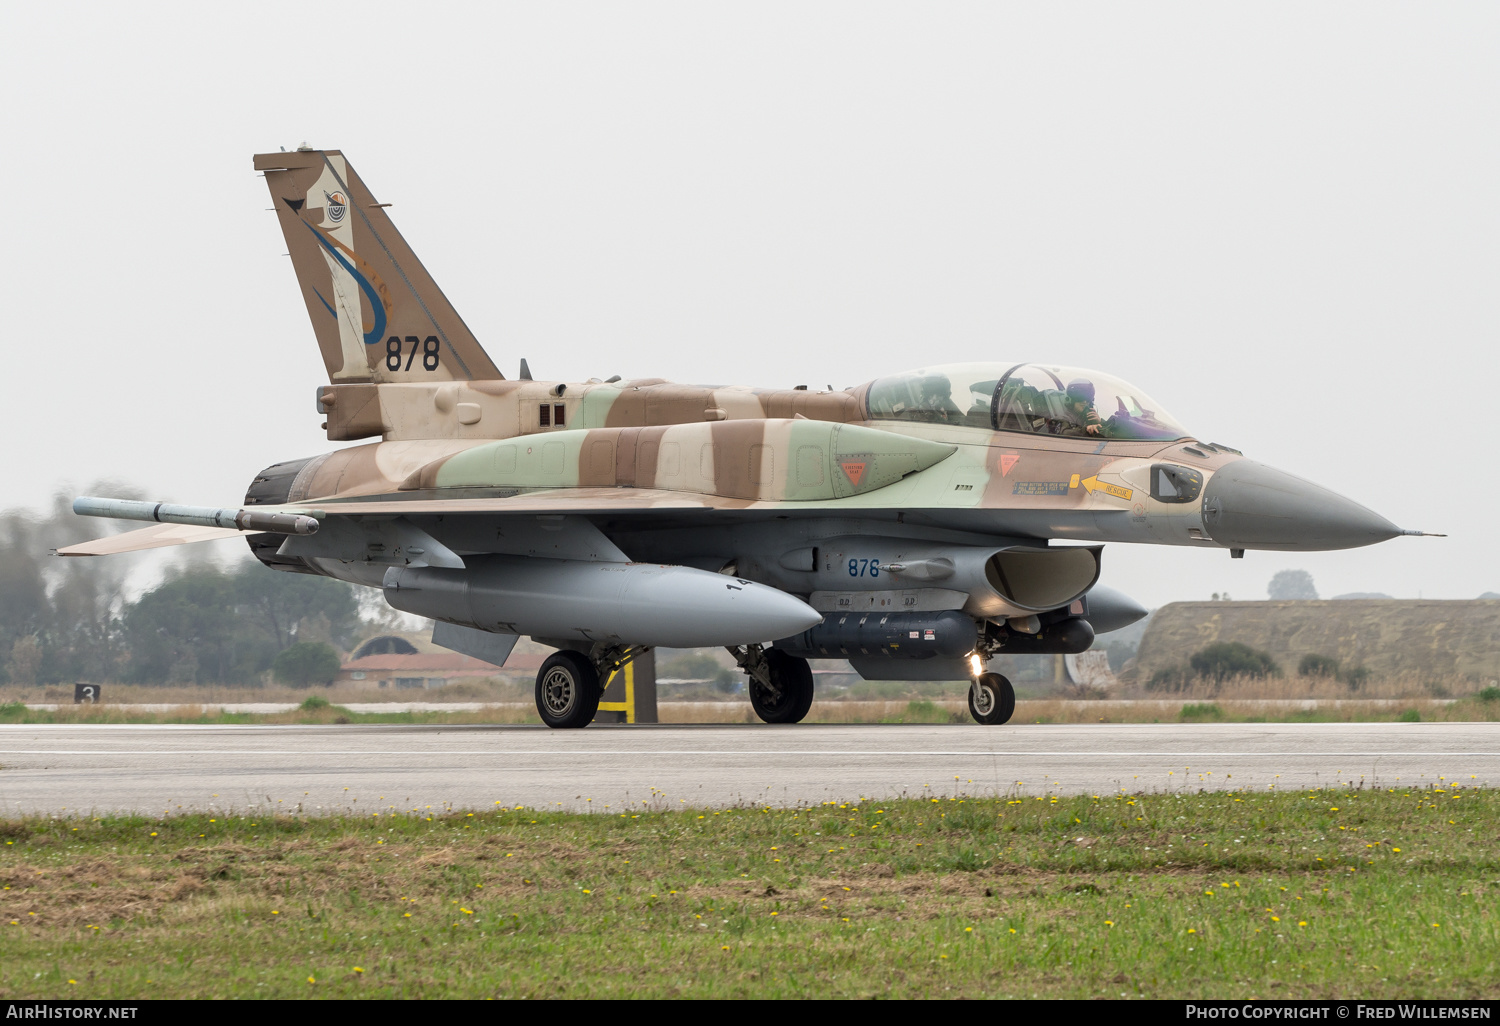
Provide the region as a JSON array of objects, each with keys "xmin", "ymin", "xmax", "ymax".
[{"xmin": 254, "ymin": 149, "xmax": 502, "ymax": 384}]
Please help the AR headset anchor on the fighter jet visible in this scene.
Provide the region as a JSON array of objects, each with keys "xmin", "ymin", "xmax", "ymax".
[{"xmin": 60, "ymin": 148, "xmax": 1423, "ymax": 728}]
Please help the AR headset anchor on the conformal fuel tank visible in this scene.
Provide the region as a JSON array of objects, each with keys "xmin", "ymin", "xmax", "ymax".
[{"xmin": 382, "ymin": 556, "xmax": 822, "ymax": 648}]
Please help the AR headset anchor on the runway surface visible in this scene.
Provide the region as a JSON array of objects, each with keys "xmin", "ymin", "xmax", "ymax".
[{"xmin": 0, "ymin": 722, "xmax": 1495, "ymax": 816}]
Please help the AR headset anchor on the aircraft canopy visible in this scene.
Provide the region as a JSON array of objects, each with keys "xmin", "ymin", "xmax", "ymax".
[{"xmin": 865, "ymin": 363, "xmax": 1189, "ymax": 441}]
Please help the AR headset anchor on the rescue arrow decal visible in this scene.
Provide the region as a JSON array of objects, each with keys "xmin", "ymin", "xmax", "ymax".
[{"xmin": 1079, "ymin": 475, "xmax": 1133, "ymax": 501}]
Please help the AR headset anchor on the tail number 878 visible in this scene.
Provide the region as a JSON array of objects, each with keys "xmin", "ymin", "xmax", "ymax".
[{"xmin": 385, "ymin": 335, "xmax": 440, "ymax": 372}]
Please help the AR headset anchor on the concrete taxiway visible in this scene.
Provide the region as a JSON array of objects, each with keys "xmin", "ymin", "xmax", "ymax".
[{"xmin": 0, "ymin": 722, "xmax": 1494, "ymax": 816}]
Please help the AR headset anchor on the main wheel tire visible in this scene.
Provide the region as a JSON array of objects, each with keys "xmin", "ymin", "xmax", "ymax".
[
  {"xmin": 535, "ymin": 651, "xmax": 601, "ymax": 729},
  {"xmin": 968, "ymin": 672, "xmax": 1015, "ymax": 725},
  {"xmin": 749, "ymin": 650, "xmax": 815, "ymax": 724}
]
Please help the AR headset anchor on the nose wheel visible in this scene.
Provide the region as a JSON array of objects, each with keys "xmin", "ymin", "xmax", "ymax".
[
  {"xmin": 968, "ymin": 672, "xmax": 1015, "ymax": 725},
  {"xmin": 535, "ymin": 651, "xmax": 601, "ymax": 728}
]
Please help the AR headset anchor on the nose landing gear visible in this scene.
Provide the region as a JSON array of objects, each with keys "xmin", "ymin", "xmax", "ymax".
[{"xmin": 968, "ymin": 672, "xmax": 1016, "ymax": 725}]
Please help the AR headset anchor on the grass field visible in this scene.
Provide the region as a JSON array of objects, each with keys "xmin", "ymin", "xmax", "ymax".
[{"xmin": 0, "ymin": 786, "xmax": 1494, "ymax": 999}]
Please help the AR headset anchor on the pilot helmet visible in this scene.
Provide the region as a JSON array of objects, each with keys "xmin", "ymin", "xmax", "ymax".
[{"xmin": 1065, "ymin": 379, "xmax": 1096, "ymax": 404}]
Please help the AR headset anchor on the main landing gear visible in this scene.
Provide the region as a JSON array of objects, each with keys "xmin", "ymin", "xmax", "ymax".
[
  {"xmin": 535, "ymin": 651, "xmax": 600, "ymax": 729},
  {"xmin": 534, "ymin": 644, "xmax": 649, "ymax": 729},
  {"xmin": 728, "ymin": 644, "xmax": 814, "ymax": 724},
  {"xmin": 968, "ymin": 672, "xmax": 1016, "ymax": 725}
]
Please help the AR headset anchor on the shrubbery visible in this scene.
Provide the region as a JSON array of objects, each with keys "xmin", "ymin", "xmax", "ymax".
[
  {"xmin": 1146, "ymin": 642, "xmax": 1280, "ymax": 692},
  {"xmin": 1190, "ymin": 642, "xmax": 1280, "ymax": 682},
  {"xmin": 1296, "ymin": 653, "xmax": 1369, "ymax": 690},
  {"xmin": 1298, "ymin": 653, "xmax": 1340, "ymax": 678}
]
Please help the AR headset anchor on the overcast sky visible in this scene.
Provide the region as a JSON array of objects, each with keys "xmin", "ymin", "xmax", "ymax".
[{"xmin": 2, "ymin": 3, "xmax": 1494, "ymax": 608}]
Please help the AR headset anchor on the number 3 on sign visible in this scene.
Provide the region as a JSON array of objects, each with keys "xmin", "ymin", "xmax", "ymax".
[{"xmin": 846, "ymin": 558, "xmax": 880, "ymax": 578}]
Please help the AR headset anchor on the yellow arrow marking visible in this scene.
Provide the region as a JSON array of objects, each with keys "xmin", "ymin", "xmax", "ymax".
[{"xmin": 1080, "ymin": 476, "xmax": 1133, "ymax": 501}]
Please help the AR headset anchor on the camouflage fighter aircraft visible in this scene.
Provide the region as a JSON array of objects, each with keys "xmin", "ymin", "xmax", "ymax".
[{"xmin": 61, "ymin": 148, "xmax": 1426, "ymax": 727}]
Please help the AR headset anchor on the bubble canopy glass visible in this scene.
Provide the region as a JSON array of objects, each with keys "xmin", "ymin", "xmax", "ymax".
[{"xmin": 865, "ymin": 362, "xmax": 1189, "ymax": 441}]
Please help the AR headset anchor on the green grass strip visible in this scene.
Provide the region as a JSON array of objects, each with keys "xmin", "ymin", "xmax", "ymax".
[{"xmin": 0, "ymin": 786, "xmax": 1495, "ymax": 998}]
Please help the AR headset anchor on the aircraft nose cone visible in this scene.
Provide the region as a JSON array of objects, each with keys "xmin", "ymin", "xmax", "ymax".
[{"xmin": 1201, "ymin": 459, "xmax": 1400, "ymax": 551}]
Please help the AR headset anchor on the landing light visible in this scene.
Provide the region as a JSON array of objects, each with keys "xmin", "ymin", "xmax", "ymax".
[{"xmin": 968, "ymin": 652, "xmax": 984, "ymax": 677}]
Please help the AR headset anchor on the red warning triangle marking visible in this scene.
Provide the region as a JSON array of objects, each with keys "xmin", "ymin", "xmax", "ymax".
[
  {"xmin": 999, "ymin": 454, "xmax": 1019, "ymax": 476},
  {"xmin": 840, "ymin": 461, "xmax": 867, "ymax": 486}
]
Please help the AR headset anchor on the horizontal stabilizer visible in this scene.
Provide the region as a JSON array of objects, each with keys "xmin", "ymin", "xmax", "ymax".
[{"xmin": 54, "ymin": 523, "xmax": 247, "ymax": 557}]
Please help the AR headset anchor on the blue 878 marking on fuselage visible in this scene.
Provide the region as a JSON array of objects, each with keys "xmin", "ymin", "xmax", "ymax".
[{"xmin": 847, "ymin": 558, "xmax": 880, "ymax": 578}]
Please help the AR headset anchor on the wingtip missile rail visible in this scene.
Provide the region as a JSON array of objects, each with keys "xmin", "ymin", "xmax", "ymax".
[{"xmin": 72, "ymin": 497, "xmax": 321, "ymax": 536}]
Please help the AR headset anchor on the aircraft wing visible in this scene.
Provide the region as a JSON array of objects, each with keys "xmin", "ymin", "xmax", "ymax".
[{"xmin": 62, "ymin": 485, "xmax": 1134, "ymax": 560}]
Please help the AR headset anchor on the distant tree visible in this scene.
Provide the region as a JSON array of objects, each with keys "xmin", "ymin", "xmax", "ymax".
[
  {"xmin": 120, "ymin": 561, "xmax": 363, "ymax": 685},
  {"xmin": 122, "ymin": 568, "xmax": 245, "ymax": 684},
  {"xmin": 0, "ymin": 485, "xmax": 149, "ymax": 686},
  {"xmin": 1267, "ymin": 569, "xmax": 1318, "ymax": 600},
  {"xmin": 272, "ymin": 642, "xmax": 342, "ymax": 687},
  {"xmin": 5, "ymin": 636, "xmax": 42, "ymax": 687},
  {"xmin": 230, "ymin": 563, "xmax": 361, "ymax": 651},
  {"xmin": 1190, "ymin": 642, "xmax": 1280, "ymax": 682},
  {"xmin": 0, "ymin": 488, "xmax": 368, "ymax": 688}
]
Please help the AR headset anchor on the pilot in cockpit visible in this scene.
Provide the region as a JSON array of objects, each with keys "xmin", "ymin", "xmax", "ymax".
[
  {"xmin": 912, "ymin": 374, "xmax": 963, "ymax": 423},
  {"xmin": 1060, "ymin": 379, "xmax": 1105, "ymax": 437}
]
